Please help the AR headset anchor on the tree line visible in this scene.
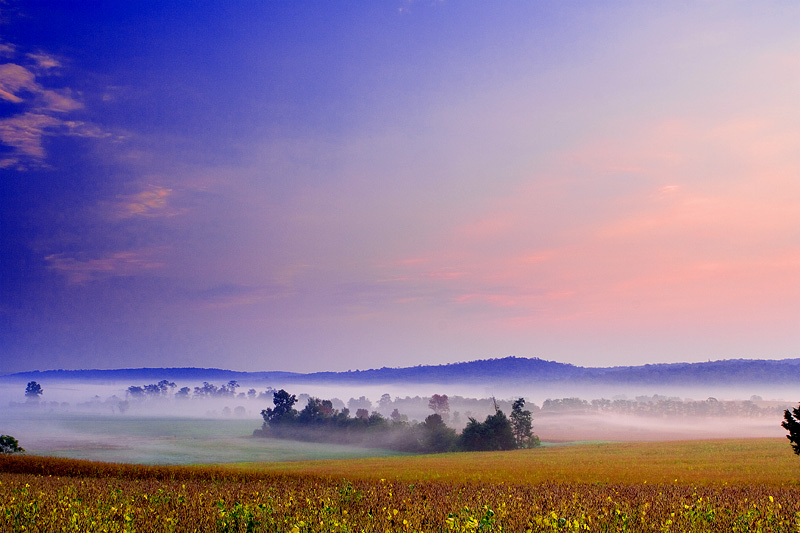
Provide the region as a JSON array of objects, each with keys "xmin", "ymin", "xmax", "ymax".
[
  {"xmin": 539, "ymin": 395, "xmax": 782, "ymax": 417},
  {"xmin": 255, "ymin": 390, "xmax": 540, "ymax": 453}
]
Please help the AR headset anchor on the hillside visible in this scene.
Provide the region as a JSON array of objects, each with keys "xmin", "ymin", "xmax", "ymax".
[{"xmin": 3, "ymin": 356, "xmax": 800, "ymax": 386}]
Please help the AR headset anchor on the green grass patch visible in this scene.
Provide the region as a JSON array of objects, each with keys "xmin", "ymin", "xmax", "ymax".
[{"xmin": 2, "ymin": 412, "xmax": 407, "ymax": 464}]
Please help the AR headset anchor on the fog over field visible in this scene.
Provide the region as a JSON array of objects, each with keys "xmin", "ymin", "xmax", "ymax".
[{"xmin": 0, "ymin": 376, "xmax": 793, "ymax": 464}]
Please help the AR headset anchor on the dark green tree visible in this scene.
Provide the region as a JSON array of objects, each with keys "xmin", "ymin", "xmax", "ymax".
[
  {"xmin": 420, "ymin": 413, "xmax": 457, "ymax": 452},
  {"xmin": 460, "ymin": 417, "xmax": 489, "ymax": 451},
  {"xmin": 261, "ymin": 389, "xmax": 298, "ymax": 426},
  {"xmin": 483, "ymin": 410, "xmax": 516, "ymax": 450},
  {"xmin": 510, "ymin": 398, "xmax": 540, "ymax": 448},
  {"xmin": 0, "ymin": 435, "xmax": 24, "ymax": 454},
  {"xmin": 459, "ymin": 410, "xmax": 516, "ymax": 451},
  {"xmin": 298, "ymin": 397, "xmax": 335, "ymax": 425},
  {"xmin": 25, "ymin": 381, "xmax": 43, "ymax": 401},
  {"xmin": 782, "ymin": 405, "xmax": 800, "ymax": 455}
]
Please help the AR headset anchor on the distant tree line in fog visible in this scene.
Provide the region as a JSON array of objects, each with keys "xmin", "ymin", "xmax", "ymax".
[
  {"xmin": 9, "ymin": 379, "xmax": 788, "ymax": 423},
  {"xmin": 538, "ymin": 395, "xmax": 777, "ymax": 418}
]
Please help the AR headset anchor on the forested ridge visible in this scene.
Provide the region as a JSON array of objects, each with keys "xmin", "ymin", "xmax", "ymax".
[{"xmin": 5, "ymin": 356, "xmax": 800, "ymax": 386}]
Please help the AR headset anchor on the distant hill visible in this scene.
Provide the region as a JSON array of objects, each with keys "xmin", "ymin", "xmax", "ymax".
[
  {"xmin": 0, "ymin": 367, "xmax": 299, "ymax": 384},
  {"xmin": 3, "ymin": 356, "xmax": 800, "ymax": 386}
]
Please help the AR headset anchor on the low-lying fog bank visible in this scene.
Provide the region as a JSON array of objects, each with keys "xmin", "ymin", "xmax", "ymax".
[
  {"xmin": 537, "ymin": 412, "xmax": 784, "ymax": 442},
  {"xmin": 2, "ymin": 378, "xmax": 797, "ymax": 412},
  {"xmin": 0, "ymin": 411, "xmax": 405, "ymax": 465},
  {"xmin": 1, "ymin": 378, "xmax": 794, "ymax": 464}
]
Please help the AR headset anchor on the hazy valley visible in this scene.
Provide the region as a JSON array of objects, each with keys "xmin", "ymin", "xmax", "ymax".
[{"xmin": 1, "ymin": 356, "xmax": 795, "ymax": 464}]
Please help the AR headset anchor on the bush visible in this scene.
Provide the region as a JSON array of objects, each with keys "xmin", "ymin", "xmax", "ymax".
[{"xmin": 0, "ymin": 435, "xmax": 25, "ymax": 454}]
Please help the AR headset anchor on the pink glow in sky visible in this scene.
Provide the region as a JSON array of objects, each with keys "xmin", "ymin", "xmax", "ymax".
[{"xmin": 1, "ymin": 2, "xmax": 798, "ymax": 373}]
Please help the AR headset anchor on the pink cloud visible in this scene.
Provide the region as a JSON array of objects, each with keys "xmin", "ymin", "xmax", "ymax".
[
  {"xmin": 26, "ymin": 52, "xmax": 61, "ymax": 70},
  {"xmin": 0, "ymin": 113, "xmax": 61, "ymax": 158},
  {"xmin": 39, "ymin": 89, "xmax": 82, "ymax": 112},
  {"xmin": 0, "ymin": 63, "xmax": 36, "ymax": 103},
  {"xmin": 456, "ymin": 292, "xmax": 519, "ymax": 307},
  {"xmin": 424, "ymin": 269, "xmax": 465, "ymax": 280},
  {"xmin": 46, "ymin": 249, "xmax": 166, "ymax": 285},
  {"xmin": 114, "ymin": 186, "xmax": 184, "ymax": 218},
  {"xmin": 0, "ymin": 61, "xmax": 86, "ymax": 166}
]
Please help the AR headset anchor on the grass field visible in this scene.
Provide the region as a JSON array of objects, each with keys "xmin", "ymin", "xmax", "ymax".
[
  {"xmin": 219, "ymin": 438, "xmax": 800, "ymax": 486},
  {"xmin": 0, "ymin": 412, "xmax": 407, "ymax": 464},
  {"xmin": 3, "ymin": 438, "xmax": 800, "ymax": 531}
]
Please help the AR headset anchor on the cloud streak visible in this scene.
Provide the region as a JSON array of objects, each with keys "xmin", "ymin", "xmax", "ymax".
[
  {"xmin": 45, "ymin": 249, "xmax": 165, "ymax": 285},
  {"xmin": 113, "ymin": 186, "xmax": 185, "ymax": 219},
  {"xmin": 0, "ymin": 45, "xmax": 85, "ymax": 168}
]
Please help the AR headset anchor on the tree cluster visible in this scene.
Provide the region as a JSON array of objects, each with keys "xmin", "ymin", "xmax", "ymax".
[
  {"xmin": 256, "ymin": 389, "xmax": 539, "ymax": 454},
  {"xmin": 125, "ymin": 380, "xmax": 272, "ymax": 403},
  {"xmin": 459, "ymin": 398, "xmax": 540, "ymax": 451},
  {"xmin": 126, "ymin": 380, "xmax": 176, "ymax": 399}
]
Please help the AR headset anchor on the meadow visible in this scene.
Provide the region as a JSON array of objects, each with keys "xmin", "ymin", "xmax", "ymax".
[
  {"xmin": 0, "ymin": 412, "xmax": 406, "ymax": 465},
  {"xmin": 3, "ymin": 438, "xmax": 800, "ymax": 532}
]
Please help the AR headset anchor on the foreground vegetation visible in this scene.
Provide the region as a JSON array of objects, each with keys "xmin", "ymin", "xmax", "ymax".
[{"xmin": 3, "ymin": 439, "xmax": 800, "ymax": 531}]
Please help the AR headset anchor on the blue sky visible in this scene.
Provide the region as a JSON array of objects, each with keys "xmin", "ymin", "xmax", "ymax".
[{"xmin": 1, "ymin": 1, "xmax": 798, "ymax": 374}]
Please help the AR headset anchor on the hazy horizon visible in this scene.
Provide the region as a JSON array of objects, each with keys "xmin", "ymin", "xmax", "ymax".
[
  {"xmin": 0, "ymin": 375, "xmax": 790, "ymax": 465},
  {"xmin": 2, "ymin": 2, "xmax": 798, "ymax": 374}
]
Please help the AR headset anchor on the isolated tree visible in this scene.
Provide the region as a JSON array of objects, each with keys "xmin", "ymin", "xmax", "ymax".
[
  {"xmin": 25, "ymin": 381, "xmax": 43, "ymax": 402},
  {"xmin": 428, "ymin": 394, "xmax": 450, "ymax": 418},
  {"xmin": 782, "ymin": 404, "xmax": 800, "ymax": 455},
  {"xmin": 510, "ymin": 398, "xmax": 539, "ymax": 448},
  {"xmin": 0, "ymin": 435, "xmax": 24, "ymax": 454},
  {"xmin": 261, "ymin": 389, "xmax": 298, "ymax": 426}
]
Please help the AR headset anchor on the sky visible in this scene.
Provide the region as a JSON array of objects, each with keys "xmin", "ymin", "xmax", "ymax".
[{"xmin": 1, "ymin": 1, "xmax": 798, "ymax": 374}]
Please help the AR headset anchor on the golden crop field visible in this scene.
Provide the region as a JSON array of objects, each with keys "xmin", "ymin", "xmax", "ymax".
[{"xmin": 3, "ymin": 438, "xmax": 800, "ymax": 532}]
